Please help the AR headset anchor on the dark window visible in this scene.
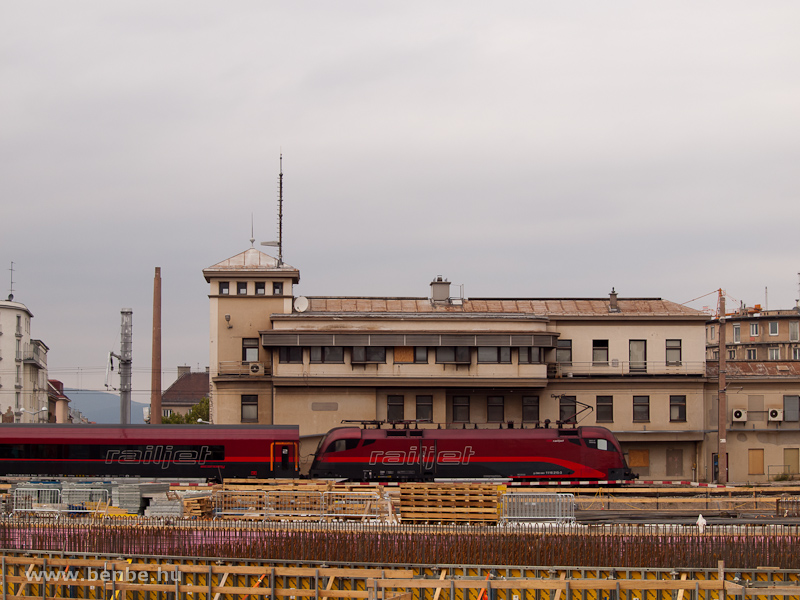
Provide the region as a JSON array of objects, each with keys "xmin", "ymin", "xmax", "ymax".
[
  {"xmin": 519, "ymin": 347, "xmax": 541, "ymax": 364},
  {"xmin": 559, "ymin": 396, "xmax": 577, "ymax": 423},
  {"xmin": 387, "ymin": 395, "xmax": 404, "ymax": 421},
  {"xmin": 477, "ymin": 347, "xmax": 511, "ymax": 363},
  {"xmin": 592, "ymin": 340, "xmax": 609, "ymax": 366},
  {"xmin": 522, "ymin": 396, "xmax": 539, "ymax": 422},
  {"xmin": 670, "ymin": 395, "xmax": 686, "ymax": 422},
  {"xmin": 585, "ymin": 438, "xmax": 612, "ymax": 451},
  {"xmin": 237, "ymin": 282, "xmax": 247, "ymax": 295},
  {"xmin": 452, "ymin": 396, "xmax": 470, "ymax": 422},
  {"xmin": 414, "ymin": 347, "xmax": 428, "ymax": 363},
  {"xmin": 416, "ymin": 395, "xmax": 433, "ymax": 422},
  {"xmin": 255, "ymin": 282, "xmax": 266, "ymax": 295},
  {"xmin": 784, "ymin": 395, "xmax": 800, "ymax": 422},
  {"xmin": 273, "ymin": 282, "xmax": 284, "ymax": 295},
  {"xmin": 242, "ymin": 338, "xmax": 259, "ymax": 362},
  {"xmin": 633, "ymin": 395, "xmax": 650, "ymax": 422},
  {"xmin": 310, "ymin": 347, "xmax": 344, "ymax": 363},
  {"xmin": 629, "ymin": 340, "xmax": 647, "ymax": 372},
  {"xmin": 219, "ymin": 282, "xmax": 229, "ymax": 295},
  {"xmin": 279, "ymin": 347, "xmax": 303, "ymax": 363},
  {"xmin": 352, "ymin": 347, "xmax": 386, "ymax": 363},
  {"xmin": 596, "ymin": 396, "xmax": 613, "ymax": 422},
  {"xmin": 556, "ymin": 340, "xmax": 572, "ymax": 365},
  {"xmin": 241, "ymin": 395, "xmax": 258, "ymax": 423},
  {"xmin": 436, "ymin": 347, "xmax": 470, "ymax": 364},
  {"xmin": 666, "ymin": 339, "xmax": 682, "ymax": 366},
  {"xmin": 487, "ymin": 396, "xmax": 504, "ymax": 422}
]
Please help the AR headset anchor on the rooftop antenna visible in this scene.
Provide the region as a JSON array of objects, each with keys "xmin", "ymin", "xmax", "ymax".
[
  {"xmin": 260, "ymin": 153, "xmax": 283, "ymax": 266},
  {"xmin": 7, "ymin": 261, "xmax": 15, "ymax": 301},
  {"xmin": 250, "ymin": 213, "xmax": 255, "ymax": 247}
]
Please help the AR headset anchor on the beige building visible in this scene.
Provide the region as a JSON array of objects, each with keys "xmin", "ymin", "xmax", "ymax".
[{"xmin": 205, "ymin": 248, "xmax": 712, "ymax": 480}]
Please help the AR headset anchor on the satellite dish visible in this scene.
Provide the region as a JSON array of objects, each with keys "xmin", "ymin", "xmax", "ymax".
[{"xmin": 294, "ymin": 296, "xmax": 309, "ymax": 313}]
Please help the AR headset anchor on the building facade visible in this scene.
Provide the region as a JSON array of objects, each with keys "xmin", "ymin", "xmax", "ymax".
[
  {"xmin": 161, "ymin": 366, "xmax": 210, "ymax": 419},
  {"xmin": 0, "ymin": 297, "xmax": 50, "ymax": 422},
  {"xmin": 205, "ymin": 249, "xmax": 709, "ymax": 480}
]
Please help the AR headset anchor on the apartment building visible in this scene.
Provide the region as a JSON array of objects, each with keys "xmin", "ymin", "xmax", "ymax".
[
  {"xmin": 204, "ymin": 248, "xmax": 709, "ymax": 480},
  {"xmin": 0, "ymin": 296, "xmax": 50, "ymax": 422}
]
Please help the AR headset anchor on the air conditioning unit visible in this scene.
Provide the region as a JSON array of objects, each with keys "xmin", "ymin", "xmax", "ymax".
[
  {"xmin": 732, "ymin": 408, "xmax": 748, "ymax": 422},
  {"xmin": 768, "ymin": 408, "xmax": 784, "ymax": 422},
  {"xmin": 249, "ymin": 363, "xmax": 265, "ymax": 376}
]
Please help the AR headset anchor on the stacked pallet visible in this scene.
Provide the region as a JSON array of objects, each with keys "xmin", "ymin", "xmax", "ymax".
[
  {"xmin": 395, "ymin": 483, "xmax": 505, "ymax": 524},
  {"xmin": 183, "ymin": 494, "xmax": 213, "ymax": 519}
]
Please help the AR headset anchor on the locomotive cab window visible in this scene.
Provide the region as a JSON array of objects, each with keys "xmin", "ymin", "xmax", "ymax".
[
  {"xmin": 330, "ymin": 439, "xmax": 359, "ymax": 453},
  {"xmin": 585, "ymin": 438, "xmax": 611, "ymax": 451}
]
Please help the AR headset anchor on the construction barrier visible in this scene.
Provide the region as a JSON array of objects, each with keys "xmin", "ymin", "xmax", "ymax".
[
  {"xmin": 500, "ymin": 492, "xmax": 575, "ymax": 523},
  {"xmin": 12, "ymin": 488, "xmax": 110, "ymax": 518},
  {"xmin": 11, "ymin": 488, "xmax": 62, "ymax": 516},
  {"xmin": 214, "ymin": 490, "xmax": 384, "ymax": 521}
]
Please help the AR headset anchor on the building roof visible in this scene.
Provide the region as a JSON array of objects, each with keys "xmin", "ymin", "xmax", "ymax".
[
  {"xmin": 296, "ymin": 297, "xmax": 706, "ymax": 319},
  {"xmin": 203, "ymin": 248, "xmax": 299, "ymax": 282},
  {"xmin": 162, "ymin": 372, "xmax": 209, "ymax": 407},
  {"xmin": 707, "ymin": 361, "xmax": 800, "ymax": 379}
]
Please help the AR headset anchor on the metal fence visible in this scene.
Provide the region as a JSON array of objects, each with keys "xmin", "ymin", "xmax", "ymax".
[
  {"xmin": 12, "ymin": 487, "xmax": 110, "ymax": 517},
  {"xmin": 500, "ymin": 492, "xmax": 575, "ymax": 523},
  {"xmin": 322, "ymin": 491, "xmax": 382, "ymax": 520},
  {"xmin": 12, "ymin": 488, "xmax": 62, "ymax": 516}
]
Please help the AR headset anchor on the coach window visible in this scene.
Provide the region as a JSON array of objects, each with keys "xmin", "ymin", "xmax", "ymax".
[
  {"xmin": 452, "ymin": 396, "xmax": 470, "ymax": 422},
  {"xmin": 387, "ymin": 395, "xmax": 404, "ymax": 421},
  {"xmin": 478, "ymin": 347, "xmax": 511, "ymax": 364},
  {"xmin": 633, "ymin": 396, "xmax": 650, "ymax": 422},
  {"xmin": 310, "ymin": 347, "xmax": 344, "ymax": 363},
  {"xmin": 436, "ymin": 347, "xmax": 470, "ymax": 364},
  {"xmin": 416, "ymin": 395, "xmax": 433, "ymax": 422},
  {"xmin": 237, "ymin": 282, "xmax": 247, "ymax": 295},
  {"xmin": 556, "ymin": 340, "xmax": 572, "ymax": 365},
  {"xmin": 670, "ymin": 395, "xmax": 687, "ymax": 422},
  {"xmin": 487, "ymin": 396, "xmax": 504, "ymax": 422},
  {"xmin": 522, "ymin": 396, "xmax": 539, "ymax": 423},
  {"xmin": 218, "ymin": 282, "xmax": 229, "ymax": 295},
  {"xmin": 596, "ymin": 396, "xmax": 613, "ymax": 422},
  {"xmin": 241, "ymin": 395, "xmax": 258, "ymax": 422},
  {"xmin": 242, "ymin": 338, "xmax": 259, "ymax": 363},
  {"xmin": 559, "ymin": 396, "xmax": 576, "ymax": 423}
]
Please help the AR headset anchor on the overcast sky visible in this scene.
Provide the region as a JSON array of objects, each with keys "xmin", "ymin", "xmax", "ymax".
[{"xmin": 2, "ymin": 2, "xmax": 799, "ymax": 408}]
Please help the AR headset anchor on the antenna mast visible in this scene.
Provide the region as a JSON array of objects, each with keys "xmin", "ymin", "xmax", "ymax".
[
  {"xmin": 277, "ymin": 154, "xmax": 283, "ymax": 266},
  {"xmin": 8, "ymin": 261, "xmax": 15, "ymax": 301}
]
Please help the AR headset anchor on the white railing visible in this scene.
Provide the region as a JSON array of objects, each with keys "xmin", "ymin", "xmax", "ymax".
[
  {"xmin": 551, "ymin": 360, "xmax": 705, "ymax": 377},
  {"xmin": 500, "ymin": 492, "xmax": 575, "ymax": 523},
  {"xmin": 12, "ymin": 488, "xmax": 110, "ymax": 517}
]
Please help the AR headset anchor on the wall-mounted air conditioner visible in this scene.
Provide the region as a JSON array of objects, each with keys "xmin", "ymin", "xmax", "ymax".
[
  {"xmin": 249, "ymin": 363, "xmax": 265, "ymax": 376},
  {"xmin": 732, "ymin": 408, "xmax": 747, "ymax": 422},
  {"xmin": 768, "ymin": 408, "xmax": 784, "ymax": 422}
]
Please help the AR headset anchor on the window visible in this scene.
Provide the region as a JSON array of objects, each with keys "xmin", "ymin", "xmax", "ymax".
[
  {"xmin": 629, "ymin": 340, "xmax": 647, "ymax": 372},
  {"xmin": 794, "ymin": 347, "xmax": 800, "ymax": 360},
  {"xmin": 769, "ymin": 321, "xmax": 779, "ymax": 336},
  {"xmin": 633, "ymin": 396, "xmax": 650, "ymax": 422},
  {"xmin": 712, "ymin": 350, "xmax": 719, "ymax": 360},
  {"xmin": 487, "ymin": 396, "xmax": 504, "ymax": 422},
  {"xmin": 596, "ymin": 396, "xmax": 613, "ymax": 422},
  {"xmin": 242, "ymin": 338, "xmax": 259, "ymax": 362},
  {"xmin": 728, "ymin": 349, "xmax": 736, "ymax": 360},
  {"xmin": 241, "ymin": 395, "xmax": 258, "ymax": 422},
  {"xmin": 556, "ymin": 340, "xmax": 572, "ymax": 365},
  {"xmin": 791, "ymin": 321, "xmax": 799, "ymax": 342},
  {"xmin": 255, "ymin": 282, "xmax": 266, "ymax": 295},
  {"xmin": 16, "ymin": 315, "xmax": 21, "ymax": 335},
  {"xmin": 592, "ymin": 340, "xmax": 609, "ymax": 366},
  {"xmin": 415, "ymin": 347, "xmax": 428, "ymax": 363},
  {"xmin": 769, "ymin": 347, "xmax": 780, "ymax": 360},
  {"xmin": 666, "ymin": 339, "xmax": 682, "ymax": 366},
  {"xmin": 559, "ymin": 396, "xmax": 576, "ymax": 423},
  {"xmin": 279, "ymin": 347, "xmax": 303, "ymax": 363},
  {"xmin": 219, "ymin": 282, "xmax": 229, "ymax": 295},
  {"xmin": 452, "ymin": 396, "xmax": 470, "ymax": 422},
  {"xmin": 273, "ymin": 282, "xmax": 283, "ymax": 295},
  {"xmin": 351, "ymin": 347, "xmax": 386, "ymax": 363},
  {"xmin": 733, "ymin": 324, "xmax": 741, "ymax": 343},
  {"xmin": 519, "ymin": 347, "xmax": 541, "ymax": 364},
  {"xmin": 416, "ymin": 395, "xmax": 433, "ymax": 422},
  {"xmin": 522, "ymin": 396, "xmax": 539, "ymax": 422},
  {"xmin": 237, "ymin": 282, "xmax": 247, "ymax": 295},
  {"xmin": 436, "ymin": 347, "xmax": 470, "ymax": 364},
  {"xmin": 746, "ymin": 348, "xmax": 757, "ymax": 360},
  {"xmin": 750, "ymin": 323, "xmax": 759, "ymax": 337},
  {"xmin": 310, "ymin": 347, "xmax": 344, "ymax": 363},
  {"xmin": 162, "ymin": 409, "xmax": 173, "ymax": 417},
  {"xmin": 709, "ymin": 325, "xmax": 715, "ymax": 340},
  {"xmin": 784, "ymin": 395, "xmax": 800, "ymax": 422},
  {"xmin": 387, "ymin": 395, "xmax": 404, "ymax": 421},
  {"xmin": 477, "ymin": 347, "xmax": 511, "ymax": 363},
  {"xmin": 670, "ymin": 395, "xmax": 687, "ymax": 422}
]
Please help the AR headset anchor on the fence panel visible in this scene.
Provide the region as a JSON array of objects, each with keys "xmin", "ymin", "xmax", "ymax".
[
  {"xmin": 266, "ymin": 490, "xmax": 323, "ymax": 520},
  {"xmin": 213, "ymin": 490, "xmax": 268, "ymax": 519},
  {"xmin": 323, "ymin": 491, "xmax": 382, "ymax": 520},
  {"xmin": 61, "ymin": 488, "xmax": 110, "ymax": 516},
  {"xmin": 500, "ymin": 492, "xmax": 575, "ymax": 523},
  {"xmin": 12, "ymin": 488, "xmax": 62, "ymax": 516}
]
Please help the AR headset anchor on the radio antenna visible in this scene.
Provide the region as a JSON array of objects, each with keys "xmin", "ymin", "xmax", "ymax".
[
  {"xmin": 260, "ymin": 153, "xmax": 284, "ymax": 266},
  {"xmin": 7, "ymin": 261, "xmax": 15, "ymax": 301}
]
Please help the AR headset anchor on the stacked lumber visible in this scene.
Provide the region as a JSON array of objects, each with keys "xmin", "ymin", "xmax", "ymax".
[
  {"xmin": 182, "ymin": 494, "xmax": 213, "ymax": 519},
  {"xmin": 395, "ymin": 483, "xmax": 505, "ymax": 524}
]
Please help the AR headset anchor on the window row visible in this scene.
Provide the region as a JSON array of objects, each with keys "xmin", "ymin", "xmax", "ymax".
[
  {"xmin": 724, "ymin": 346, "xmax": 798, "ymax": 361},
  {"xmin": 219, "ymin": 281, "xmax": 284, "ymax": 296},
  {"xmin": 732, "ymin": 321, "xmax": 800, "ymax": 342},
  {"xmin": 556, "ymin": 339, "xmax": 682, "ymax": 367},
  {"xmin": 277, "ymin": 346, "xmax": 545, "ymax": 365}
]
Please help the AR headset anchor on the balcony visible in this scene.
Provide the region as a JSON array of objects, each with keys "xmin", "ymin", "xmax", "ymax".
[
  {"xmin": 23, "ymin": 347, "xmax": 46, "ymax": 369},
  {"xmin": 549, "ymin": 360, "xmax": 705, "ymax": 378},
  {"xmin": 215, "ymin": 361, "xmax": 272, "ymax": 377}
]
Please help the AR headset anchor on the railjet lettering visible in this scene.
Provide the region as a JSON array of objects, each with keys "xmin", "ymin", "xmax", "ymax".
[
  {"xmin": 369, "ymin": 446, "xmax": 475, "ymax": 467},
  {"xmin": 104, "ymin": 446, "xmax": 212, "ymax": 469}
]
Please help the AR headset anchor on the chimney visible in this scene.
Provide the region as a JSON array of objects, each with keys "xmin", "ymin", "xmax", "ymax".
[
  {"xmin": 430, "ymin": 276, "xmax": 451, "ymax": 303},
  {"xmin": 177, "ymin": 365, "xmax": 191, "ymax": 379},
  {"xmin": 609, "ymin": 288, "xmax": 620, "ymax": 313}
]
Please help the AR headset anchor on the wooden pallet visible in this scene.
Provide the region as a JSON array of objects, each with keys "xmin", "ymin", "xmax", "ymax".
[{"xmin": 395, "ymin": 483, "xmax": 505, "ymax": 524}]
